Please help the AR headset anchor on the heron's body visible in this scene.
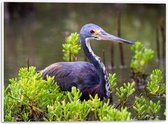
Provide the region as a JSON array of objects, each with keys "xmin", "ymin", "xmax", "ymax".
[
  {"xmin": 41, "ymin": 61, "xmax": 105, "ymax": 100},
  {"xmin": 40, "ymin": 23, "xmax": 134, "ymax": 100}
]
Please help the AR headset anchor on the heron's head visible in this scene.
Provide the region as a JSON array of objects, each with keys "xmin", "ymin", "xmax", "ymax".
[{"xmin": 80, "ymin": 23, "xmax": 134, "ymax": 44}]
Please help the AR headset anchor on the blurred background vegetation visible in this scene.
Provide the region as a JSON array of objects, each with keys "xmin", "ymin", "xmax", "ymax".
[{"xmin": 4, "ymin": 3, "xmax": 165, "ymax": 87}]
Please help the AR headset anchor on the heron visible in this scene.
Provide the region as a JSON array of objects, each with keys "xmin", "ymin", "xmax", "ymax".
[{"xmin": 40, "ymin": 23, "xmax": 134, "ymax": 100}]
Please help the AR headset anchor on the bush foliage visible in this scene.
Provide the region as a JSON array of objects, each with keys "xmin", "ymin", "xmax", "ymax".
[
  {"xmin": 4, "ymin": 66, "xmax": 165, "ymax": 121},
  {"xmin": 62, "ymin": 32, "xmax": 81, "ymax": 61},
  {"xmin": 4, "ymin": 35, "xmax": 165, "ymax": 121},
  {"xmin": 4, "ymin": 67, "xmax": 132, "ymax": 121}
]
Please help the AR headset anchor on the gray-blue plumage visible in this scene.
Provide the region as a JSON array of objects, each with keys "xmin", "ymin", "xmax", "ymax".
[{"xmin": 41, "ymin": 61, "xmax": 99, "ymax": 90}]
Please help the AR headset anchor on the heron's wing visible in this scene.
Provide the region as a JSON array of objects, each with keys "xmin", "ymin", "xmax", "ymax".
[
  {"xmin": 40, "ymin": 62, "xmax": 100, "ymax": 91},
  {"xmin": 40, "ymin": 63, "xmax": 74, "ymax": 91}
]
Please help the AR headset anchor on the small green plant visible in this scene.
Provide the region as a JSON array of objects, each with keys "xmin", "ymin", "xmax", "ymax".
[
  {"xmin": 4, "ymin": 67, "xmax": 65, "ymax": 121},
  {"xmin": 115, "ymin": 82, "xmax": 135, "ymax": 99},
  {"xmin": 147, "ymin": 69, "xmax": 166, "ymax": 96},
  {"xmin": 133, "ymin": 96, "xmax": 161, "ymax": 120},
  {"xmin": 148, "ymin": 100, "xmax": 161, "ymax": 120},
  {"xmin": 87, "ymin": 94, "xmax": 102, "ymax": 120},
  {"xmin": 4, "ymin": 111, "xmax": 14, "ymax": 122},
  {"xmin": 98, "ymin": 103, "xmax": 131, "ymax": 121},
  {"xmin": 109, "ymin": 73, "xmax": 117, "ymax": 93},
  {"xmin": 130, "ymin": 42, "xmax": 154, "ymax": 73},
  {"xmin": 67, "ymin": 87, "xmax": 82, "ymax": 102},
  {"xmin": 115, "ymin": 82, "xmax": 135, "ymax": 107},
  {"xmin": 133, "ymin": 96, "xmax": 147, "ymax": 120},
  {"xmin": 47, "ymin": 93, "xmax": 91, "ymax": 121},
  {"xmin": 62, "ymin": 32, "xmax": 81, "ymax": 61}
]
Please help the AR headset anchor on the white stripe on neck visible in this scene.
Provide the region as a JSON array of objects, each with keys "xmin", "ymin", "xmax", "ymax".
[{"xmin": 85, "ymin": 38, "xmax": 110, "ymax": 97}]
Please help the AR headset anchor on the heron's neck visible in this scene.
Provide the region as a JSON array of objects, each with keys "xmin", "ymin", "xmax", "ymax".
[{"xmin": 81, "ymin": 38, "xmax": 110, "ymax": 98}]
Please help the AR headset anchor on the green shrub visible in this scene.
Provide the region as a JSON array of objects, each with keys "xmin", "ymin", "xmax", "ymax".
[
  {"xmin": 4, "ymin": 67, "xmax": 65, "ymax": 121},
  {"xmin": 62, "ymin": 32, "xmax": 81, "ymax": 61},
  {"xmin": 98, "ymin": 102, "xmax": 131, "ymax": 121},
  {"xmin": 115, "ymin": 82, "xmax": 135, "ymax": 108},
  {"xmin": 133, "ymin": 96, "xmax": 147, "ymax": 120},
  {"xmin": 109, "ymin": 73, "xmax": 117, "ymax": 93},
  {"xmin": 4, "ymin": 67, "xmax": 132, "ymax": 121},
  {"xmin": 130, "ymin": 42, "xmax": 154, "ymax": 73},
  {"xmin": 147, "ymin": 69, "xmax": 166, "ymax": 96},
  {"xmin": 133, "ymin": 96, "xmax": 161, "ymax": 120},
  {"xmin": 148, "ymin": 100, "xmax": 161, "ymax": 120}
]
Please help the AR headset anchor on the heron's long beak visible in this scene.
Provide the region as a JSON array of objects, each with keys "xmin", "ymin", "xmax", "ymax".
[{"xmin": 99, "ymin": 31, "xmax": 135, "ymax": 45}]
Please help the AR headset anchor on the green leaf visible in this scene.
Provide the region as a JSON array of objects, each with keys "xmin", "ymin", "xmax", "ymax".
[
  {"xmin": 62, "ymin": 32, "xmax": 81, "ymax": 61},
  {"xmin": 130, "ymin": 42, "xmax": 154, "ymax": 73},
  {"xmin": 147, "ymin": 69, "xmax": 165, "ymax": 95},
  {"xmin": 148, "ymin": 100, "xmax": 161, "ymax": 119},
  {"xmin": 133, "ymin": 96, "xmax": 147, "ymax": 120},
  {"xmin": 115, "ymin": 82, "xmax": 135, "ymax": 100}
]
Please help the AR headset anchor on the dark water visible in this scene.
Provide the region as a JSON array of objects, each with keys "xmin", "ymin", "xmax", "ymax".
[{"xmin": 4, "ymin": 3, "xmax": 166, "ymax": 119}]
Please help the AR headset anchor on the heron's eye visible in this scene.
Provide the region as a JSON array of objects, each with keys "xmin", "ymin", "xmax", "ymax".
[{"xmin": 90, "ymin": 30, "xmax": 95, "ymax": 34}]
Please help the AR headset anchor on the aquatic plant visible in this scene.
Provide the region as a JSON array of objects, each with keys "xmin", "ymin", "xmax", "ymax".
[
  {"xmin": 133, "ymin": 96, "xmax": 148, "ymax": 120},
  {"xmin": 108, "ymin": 73, "xmax": 117, "ymax": 93},
  {"xmin": 4, "ymin": 67, "xmax": 132, "ymax": 121},
  {"xmin": 148, "ymin": 100, "xmax": 161, "ymax": 120},
  {"xmin": 4, "ymin": 67, "xmax": 65, "ymax": 121},
  {"xmin": 4, "ymin": 67, "xmax": 165, "ymax": 121},
  {"xmin": 133, "ymin": 96, "xmax": 161, "ymax": 120},
  {"xmin": 98, "ymin": 102, "xmax": 131, "ymax": 121},
  {"xmin": 130, "ymin": 42, "xmax": 155, "ymax": 91},
  {"xmin": 130, "ymin": 42, "xmax": 154, "ymax": 73},
  {"xmin": 62, "ymin": 32, "xmax": 81, "ymax": 61},
  {"xmin": 147, "ymin": 69, "xmax": 166, "ymax": 96},
  {"xmin": 115, "ymin": 82, "xmax": 135, "ymax": 108}
]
